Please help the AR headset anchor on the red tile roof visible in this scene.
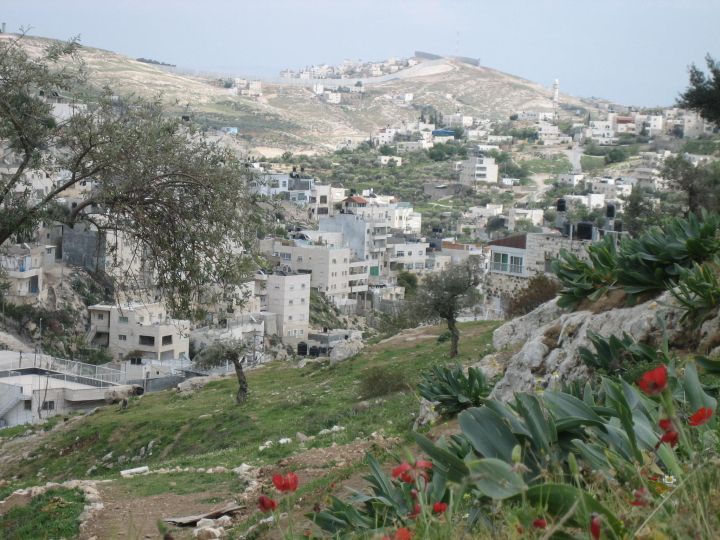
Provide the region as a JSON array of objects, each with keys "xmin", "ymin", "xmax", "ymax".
[{"xmin": 488, "ymin": 234, "xmax": 527, "ymax": 249}]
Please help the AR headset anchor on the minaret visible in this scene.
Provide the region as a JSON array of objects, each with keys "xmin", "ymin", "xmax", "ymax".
[{"xmin": 553, "ymin": 79, "xmax": 560, "ymax": 118}]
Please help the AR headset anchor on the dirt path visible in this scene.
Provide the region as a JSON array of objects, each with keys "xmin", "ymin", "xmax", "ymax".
[{"xmin": 81, "ymin": 483, "xmax": 232, "ymax": 540}]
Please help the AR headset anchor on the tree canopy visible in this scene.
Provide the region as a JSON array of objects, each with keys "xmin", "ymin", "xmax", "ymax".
[
  {"xmin": 413, "ymin": 257, "xmax": 482, "ymax": 357},
  {"xmin": 678, "ymin": 54, "xmax": 720, "ymax": 125},
  {"xmin": 0, "ymin": 36, "xmax": 262, "ymax": 317}
]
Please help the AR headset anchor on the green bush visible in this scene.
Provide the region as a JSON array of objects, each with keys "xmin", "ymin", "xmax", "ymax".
[
  {"xmin": 578, "ymin": 331, "xmax": 659, "ymax": 379},
  {"xmin": 417, "ymin": 364, "xmax": 490, "ymax": 416},
  {"xmin": 670, "ymin": 258, "xmax": 720, "ymax": 324},
  {"xmin": 0, "ymin": 488, "xmax": 85, "ymax": 540},
  {"xmin": 358, "ymin": 365, "xmax": 407, "ymax": 399}
]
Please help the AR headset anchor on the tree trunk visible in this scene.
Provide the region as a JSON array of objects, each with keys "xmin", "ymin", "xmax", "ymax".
[
  {"xmin": 447, "ymin": 317, "xmax": 460, "ymax": 358},
  {"xmin": 231, "ymin": 356, "xmax": 248, "ymax": 404}
]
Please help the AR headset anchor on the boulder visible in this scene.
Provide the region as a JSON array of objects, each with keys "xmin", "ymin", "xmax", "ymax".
[
  {"xmin": 177, "ymin": 375, "xmax": 224, "ymax": 393},
  {"xmin": 490, "ymin": 292, "xmax": 685, "ymax": 402},
  {"xmin": 104, "ymin": 385, "xmax": 142, "ymax": 404},
  {"xmin": 412, "ymin": 398, "xmax": 439, "ymax": 431},
  {"xmin": 329, "ymin": 339, "xmax": 364, "ymax": 364}
]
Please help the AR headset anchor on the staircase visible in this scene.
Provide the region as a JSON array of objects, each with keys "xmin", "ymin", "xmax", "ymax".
[{"xmin": 0, "ymin": 382, "xmax": 22, "ymax": 419}]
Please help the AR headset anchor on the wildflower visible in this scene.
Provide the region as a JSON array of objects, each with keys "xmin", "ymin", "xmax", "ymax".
[
  {"xmin": 532, "ymin": 518, "xmax": 547, "ymax": 529},
  {"xmin": 638, "ymin": 365, "xmax": 668, "ymax": 396},
  {"xmin": 658, "ymin": 418, "xmax": 673, "ymax": 432},
  {"xmin": 409, "ymin": 503, "xmax": 421, "ymax": 519},
  {"xmin": 659, "ymin": 430, "xmax": 679, "ymax": 447},
  {"xmin": 392, "ymin": 460, "xmax": 432, "ymax": 483},
  {"xmin": 433, "ymin": 501, "xmax": 448, "ymax": 514},
  {"xmin": 590, "ymin": 513, "xmax": 601, "ymax": 540},
  {"xmin": 662, "ymin": 475, "xmax": 676, "ymax": 487},
  {"xmin": 272, "ymin": 472, "xmax": 299, "ymax": 492},
  {"xmin": 258, "ymin": 495, "xmax": 277, "ymax": 512},
  {"xmin": 630, "ymin": 487, "xmax": 650, "ymax": 507},
  {"xmin": 394, "ymin": 529, "xmax": 413, "ymax": 540},
  {"xmin": 689, "ymin": 407, "xmax": 714, "ymax": 426},
  {"xmin": 391, "ymin": 463, "xmax": 414, "ymax": 483}
]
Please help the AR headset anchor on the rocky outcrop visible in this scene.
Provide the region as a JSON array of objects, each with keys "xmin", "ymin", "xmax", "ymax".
[
  {"xmin": 490, "ymin": 293, "xmax": 687, "ymax": 402},
  {"xmin": 329, "ymin": 338, "xmax": 364, "ymax": 364},
  {"xmin": 176, "ymin": 375, "xmax": 225, "ymax": 393}
]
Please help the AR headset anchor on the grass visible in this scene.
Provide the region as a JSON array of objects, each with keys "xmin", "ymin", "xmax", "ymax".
[
  {"xmin": 0, "ymin": 488, "xmax": 85, "ymax": 540},
  {"xmin": 580, "ymin": 154, "xmax": 606, "ymax": 173},
  {"xmin": 522, "ymin": 154, "xmax": 572, "ymax": 174},
  {"xmin": 3, "ymin": 321, "xmax": 499, "ymax": 484}
]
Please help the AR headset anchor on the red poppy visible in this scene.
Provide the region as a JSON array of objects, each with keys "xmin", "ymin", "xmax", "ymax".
[
  {"xmin": 630, "ymin": 487, "xmax": 649, "ymax": 507},
  {"xmin": 638, "ymin": 365, "xmax": 668, "ymax": 396},
  {"xmin": 658, "ymin": 418, "xmax": 673, "ymax": 432},
  {"xmin": 590, "ymin": 513, "xmax": 601, "ymax": 540},
  {"xmin": 258, "ymin": 495, "xmax": 277, "ymax": 512},
  {"xmin": 415, "ymin": 460, "xmax": 433, "ymax": 470},
  {"xmin": 659, "ymin": 430, "xmax": 679, "ymax": 447},
  {"xmin": 433, "ymin": 501, "xmax": 448, "ymax": 514},
  {"xmin": 394, "ymin": 529, "xmax": 413, "ymax": 540},
  {"xmin": 409, "ymin": 503, "xmax": 421, "ymax": 519},
  {"xmin": 532, "ymin": 518, "xmax": 547, "ymax": 529},
  {"xmin": 272, "ymin": 472, "xmax": 299, "ymax": 492},
  {"xmin": 689, "ymin": 407, "xmax": 714, "ymax": 426},
  {"xmin": 391, "ymin": 463, "xmax": 414, "ymax": 483}
]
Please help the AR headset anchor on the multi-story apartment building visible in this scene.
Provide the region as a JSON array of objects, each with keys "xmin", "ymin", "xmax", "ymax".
[
  {"xmin": 266, "ymin": 272, "xmax": 310, "ymax": 340},
  {"xmin": 459, "ymin": 156, "xmax": 499, "ymax": 186},
  {"xmin": 86, "ymin": 302, "xmax": 190, "ymax": 362},
  {"xmin": 0, "ymin": 244, "xmax": 55, "ymax": 305}
]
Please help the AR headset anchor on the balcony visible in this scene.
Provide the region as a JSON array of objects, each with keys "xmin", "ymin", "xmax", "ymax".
[{"xmin": 491, "ymin": 262, "xmax": 524, "ymax": 275}]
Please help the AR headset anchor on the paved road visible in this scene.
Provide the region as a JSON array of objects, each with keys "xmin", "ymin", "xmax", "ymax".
[{"xmin": 565, "ymin": 142, "xmax": 583, "ymax": 173}]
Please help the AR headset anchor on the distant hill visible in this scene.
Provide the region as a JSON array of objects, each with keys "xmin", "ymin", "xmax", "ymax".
[{"xmin": 13, "ymin": 35, "xmax": 597, "ymax": 156}]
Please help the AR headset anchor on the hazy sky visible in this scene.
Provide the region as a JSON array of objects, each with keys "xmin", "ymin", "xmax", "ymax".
[{"xmin": 4, "ymin": 0, "xmax": 720, "ymax": 106}]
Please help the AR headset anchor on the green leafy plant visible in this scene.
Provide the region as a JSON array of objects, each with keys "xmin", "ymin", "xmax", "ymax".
[
  {"xmin": 579, "ymin": 330, "xmax": 659, "ymax": 377},
  {"xmin": 417, "ymin": 364, "xmax": 490, "ymax": 416},
  {"xmin": 670, "ymin": 258, "xmax": 720, "ymax": 323},
  {"xmin": 552, "ymin": 235, "xmax": 618, "ymax": 308}
]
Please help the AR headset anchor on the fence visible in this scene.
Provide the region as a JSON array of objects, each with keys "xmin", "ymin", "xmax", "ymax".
[{"xmin": 0, "ymin": 354, "xmax": 126, "ymax": 387}]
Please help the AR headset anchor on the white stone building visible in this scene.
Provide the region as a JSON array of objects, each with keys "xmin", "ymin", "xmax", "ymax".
[{"xmin": 267, "ymin": 272, "xmax": 310, "ymax": 341}]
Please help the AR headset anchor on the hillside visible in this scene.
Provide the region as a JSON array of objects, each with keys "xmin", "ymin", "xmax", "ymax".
[
  {"xmin": 0, "ymin": 321, "xmax": 498, "ymax": 539},
  {"xmin": 14, "ymin": 34, "xmax": 594, "ymax": 156}
]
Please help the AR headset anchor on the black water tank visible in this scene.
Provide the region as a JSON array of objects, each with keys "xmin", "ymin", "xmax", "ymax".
[
  {"xmin": 576, "ymin": 222, "xmax": 593, "ymax": 240},
  {"xmin": 606, "ymin": 203, "xmax": 616, "ymax": 218},
  {"xmin": 557, "ymin": 198, "xmax": 567, "ymax": 212}
]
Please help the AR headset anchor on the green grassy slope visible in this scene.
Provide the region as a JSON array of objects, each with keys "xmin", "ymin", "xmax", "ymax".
[{"xmin": 2, "ymin": 321, "xmax": 498, "ymax": 483}]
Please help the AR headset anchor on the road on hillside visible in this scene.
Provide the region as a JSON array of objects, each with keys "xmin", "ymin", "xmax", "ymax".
[{"xmin": 565, "ymin": 142, "xmax": 583, "ymax": 173}]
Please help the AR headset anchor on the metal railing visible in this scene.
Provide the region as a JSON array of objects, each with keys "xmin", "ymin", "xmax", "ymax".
[
  {"xmin": 0, "ymin": 354, "xmax": 126, "ymax": 387},
  {"xmin": 491, "ymin": 262, "xmax": 524, "ymax": 275}
]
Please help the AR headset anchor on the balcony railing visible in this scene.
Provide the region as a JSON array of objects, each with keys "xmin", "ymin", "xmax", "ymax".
[{"xmin": 491, "ymin": 262, "xmax": 524, "ymax": 275}]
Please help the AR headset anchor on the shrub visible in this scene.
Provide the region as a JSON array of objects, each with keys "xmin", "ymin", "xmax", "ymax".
[
  {"xmin": 506, "ymin": 274, "xmax": 561, "ymax": 317},
  {"xmin": 436, "ymin": 330, "xmax": 451, "ymax": 343},
  {"xmin": 358, "ymin": 365, "xmax": 407, "ymax": 399},
  {"xmin": 670, "ymin": 257, "xmax": 720, "ymax": 324},
  {"xmin": 417, "ymin": 364, "xmax": 489, "ymax": 416},
  {"xmin": 578, "ymin": 331, "xmax": 659, "ymax": 380}
]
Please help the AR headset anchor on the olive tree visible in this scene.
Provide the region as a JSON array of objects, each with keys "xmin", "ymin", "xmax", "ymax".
[
  {"xmin": 414, "ymin": 257, "xmax": 482, "ymax": 357},
  {"xmin": 193, "ymin": 339, "xmax": 250, "ymax": 404},
  {"xmin": 0, "ymin": 36, "xmax": 262, "ymax": 317}
]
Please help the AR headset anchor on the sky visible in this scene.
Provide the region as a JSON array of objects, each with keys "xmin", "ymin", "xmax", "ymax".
[{"xmin": 3, "ymin": 0, "xmax": 720, "ymax": 107}]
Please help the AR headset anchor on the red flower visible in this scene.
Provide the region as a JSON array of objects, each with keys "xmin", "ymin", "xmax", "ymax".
[
  {"xmin": 391, "ymin": 461, "xmax": 432, "ymax": 483},
  {"xmin": 392, "ymin": 462, "xmax": 414, "ymax": 483},
  {"xmin": 630, "ymin": 487, "xmax": 650, "ymax": 507},
  {"xmin": 258, "ymin": 495, "xmax": 277, "ymax": 512},
  {"xmin": 659, "ymin": 430, "xmax": 679, "ymax": 447},
  {"xmin": 272, "ymin": 472, "xmax": 299, "ymax": 492},
  {"xmin": 638, "ymin": 365, "xmax": 668, "ymax": 396},
  {"xmin": 433, "ymin": 501, "xmax": 448, "ymax": 514},
  {"xmin": 394, "ymin": 529, "xmax": 413, "ymax": 540},
  {"xmin": 532, "ymin": 518, "xmax": 547, "ymax": 529},
  {"xmin": 689, "ymin": 407, "xmax": 714, "ymax": 427},
  {"xmin": 590, "ymin": 513, "xmax": 601, "ymax": 540},
  {"xmin": 409, "ymin": 503, "xmax": 421, "ymax": 519},
  {"xmin": 658, "ymin": 418, "xmax": 673, "ymax": 432}
]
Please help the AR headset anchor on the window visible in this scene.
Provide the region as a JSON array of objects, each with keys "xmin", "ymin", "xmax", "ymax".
[
  {"xmin": 162, "ymin": 335, "xmax": 173, "ymax": 346},
  {"xmin": 280, "ymin": 252, "xmax": 291, "ymax": 260},
  {"xmin": 118, "ymin": 334, "xmax": 127, "ymax": 341},
  {"xmin": 332, "ymin": 258, "xmax": 337, "ymax": 264},
  {"xmin": 119, "ymin": 316, "xmax": 129, "ymax": 324},
  {"xmin": 96, "ymin": 313, "xmax": 104, "ymax": 320},
  {"xmin": 139, "ymin": 335, "xmax": 155, "ymax": 346},
  {"xmin": 301, "ymin": 298, "xmax": 305, "ymax": 304},
  {"xmin": 297, "ymin": 256, "xmax": 303, "ymax": 262},
  {"xmin": 42, "ymin": 400, "xmax": 55, "ymax": 411},
  {"xmin": 130, "ymin": 357, "xmax": 143, "ymax": 365},
  {"xmin": 288, "ymin": 315, "xmax": 293, "ymax": 321},
  {"xmin": 288, "ymin": 299, "xmax": 294, "ymax": 305},
  {"xmin": 510, "ymin": 256, "xmax": 524, "ymax": 274},
  {"xmin": 301, "ymin": 283, "xmax": 306, "ymax": 289},
  {"xmin": 24, "ymin": 400, "xmax": 32, "ymax": 411}
]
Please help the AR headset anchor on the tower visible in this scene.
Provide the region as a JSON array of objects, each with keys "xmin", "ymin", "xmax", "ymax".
[{"xmin": 552, "ymin": 79, "xmax": 560, "ymax": 118}]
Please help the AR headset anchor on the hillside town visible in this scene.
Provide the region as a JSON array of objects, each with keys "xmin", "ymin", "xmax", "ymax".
[{"xmin": 1, "ymin": 3, "xmax": 720, "ymax": 539}]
